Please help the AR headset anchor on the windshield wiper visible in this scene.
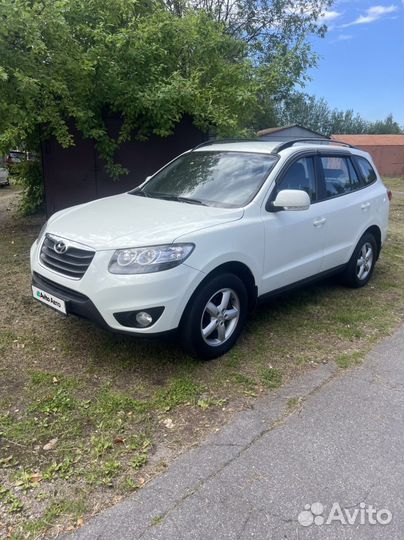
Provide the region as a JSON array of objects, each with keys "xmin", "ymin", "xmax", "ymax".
[
  {"xmin": 131, "ymin": 190, "xmax": 208, "ymax": 206},
  {"xmin": 148, "ymin": 193, "xmax": 208, "ymax": 206},
  {"xmin": 176, "ymin": 196, "xmax": 208, "ymax": 206},
  {"xmin": 130, "ymin": 189, "xmax": 149, "ymax": 197}
]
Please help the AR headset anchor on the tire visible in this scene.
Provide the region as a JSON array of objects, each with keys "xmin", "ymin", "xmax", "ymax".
[
  {"xmin": 340, "ymin": 233, "xmax": 378, "ymax": 288},
  {"xmin": 180, "ymin": 272, "xmax": 248, "ymax": 360}
]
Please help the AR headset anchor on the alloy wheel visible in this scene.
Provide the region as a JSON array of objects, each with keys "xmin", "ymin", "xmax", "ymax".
[
  {"xmin": 356, "ymin": 242, "xmax": 374, "ymax": 281},
  {"xmin": 200, "ymin": 288, "xmax": 240, "ymax": 347}
]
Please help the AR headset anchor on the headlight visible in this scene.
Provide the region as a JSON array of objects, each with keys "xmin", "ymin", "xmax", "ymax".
[
  {"xmin": 109, "ymin": 244, "xmax": 195, "ymax": 274},
  {"xmin": 37, "ymin": 220, "xmax": 48, "ymax": 241}
]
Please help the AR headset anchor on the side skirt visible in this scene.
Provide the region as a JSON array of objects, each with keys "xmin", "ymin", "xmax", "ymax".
[{"xmin": 257, "ymin": 264, "xmax": 347, "ymax": 304}]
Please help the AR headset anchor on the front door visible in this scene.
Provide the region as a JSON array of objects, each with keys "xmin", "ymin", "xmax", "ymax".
[{"xmin": 261, "ymin": 155, "xmax": 326, "ymax": 293}]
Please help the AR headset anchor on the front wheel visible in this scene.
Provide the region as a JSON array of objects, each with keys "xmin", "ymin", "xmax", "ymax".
[
  {"xmin": 180, "ymin": 273, "xmax": 248, "ymax": 360},
  {"xmin": 340, "ymin": 233, "xmax": 378, "ymax": 288}
]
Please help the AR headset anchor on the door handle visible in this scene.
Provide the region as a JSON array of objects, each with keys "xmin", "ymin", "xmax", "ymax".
[
  {"xmin": 361, "ymin": 202, "xmax": 371, "ymax": 210},
  {"xmin": 313, "ymin": 217, "xmax": 327, "ymax": 227}
]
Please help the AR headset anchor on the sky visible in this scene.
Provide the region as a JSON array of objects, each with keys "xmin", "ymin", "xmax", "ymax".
[{"xmin": 304, "ymin": 0, "xmax": 403, "ymax": 123}]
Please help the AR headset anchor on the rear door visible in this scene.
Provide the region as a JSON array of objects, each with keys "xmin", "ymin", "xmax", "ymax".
[{"xmin": 316, "ymin": 153, "xmax": 376, "ymax": 271}]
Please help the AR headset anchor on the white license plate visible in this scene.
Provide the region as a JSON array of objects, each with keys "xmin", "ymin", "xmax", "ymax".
[{"xmin": 32, "ymin": 286, "xmax": 67, "ymax": 315}]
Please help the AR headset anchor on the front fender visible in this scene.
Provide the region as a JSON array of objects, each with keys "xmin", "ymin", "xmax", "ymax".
[{"xmin": 177, "ymin": 217, "xmax": 264, "ymax": 292}]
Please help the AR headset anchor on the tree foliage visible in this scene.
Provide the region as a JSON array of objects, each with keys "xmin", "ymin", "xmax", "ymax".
[
  {"xmin": 0, "ymin": 0, "xmax": 332, "ymax": 175},
  {"xmin": 275, "ymin": 92, "xmax": 403, "ymax": 136},
  {"xmin": 165, "ymin": 0, "xmax": 332, "ymax": 85},
  {"xmin": 0, "ymin": 1, "xmax": 250, "ymax": 173},
  {"xmin": 366, "ymin": 114, "xmax": 403, "ymax": 135},
  {"xmin": 11, "ymin": 159, "xmax": 44, "ymax": 215}
]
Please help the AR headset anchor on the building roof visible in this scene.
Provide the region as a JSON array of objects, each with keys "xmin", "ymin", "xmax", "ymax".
[
  {"xmin": 257, "ymin": 124, "xmax": 327, "ymax": 139},
  {"xmin": 331, "ymin": 134, "xmax": 404, "ymax": 146}
]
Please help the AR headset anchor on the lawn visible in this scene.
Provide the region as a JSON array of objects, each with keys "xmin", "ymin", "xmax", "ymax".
[{"xmin": 0, "ymin": 178, "xmax": 403, "ymax": 538}]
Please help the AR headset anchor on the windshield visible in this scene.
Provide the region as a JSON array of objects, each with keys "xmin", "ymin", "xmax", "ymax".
[{"xmin": 131, "ymin": 151, "xmax": 278, "ymax": 208}]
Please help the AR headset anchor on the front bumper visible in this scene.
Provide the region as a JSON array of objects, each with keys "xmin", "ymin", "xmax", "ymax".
[
  {"xmin": 32, "ymin": 271, "xmax": 113, "ymax": 331},
  {"xmin": 30, "ymin": 239, "xmax": 205, "ymax": 335}
]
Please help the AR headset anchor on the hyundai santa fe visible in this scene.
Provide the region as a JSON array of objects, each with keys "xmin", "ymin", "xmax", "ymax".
[{"xmin": 30, "ymin": 138, "xmax": 390, "ymax": 359}]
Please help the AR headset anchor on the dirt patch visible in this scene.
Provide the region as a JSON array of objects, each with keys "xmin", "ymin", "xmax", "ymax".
[{"xmin": 0, "ymin": 185, "xmax": 23, "ymax": 224}]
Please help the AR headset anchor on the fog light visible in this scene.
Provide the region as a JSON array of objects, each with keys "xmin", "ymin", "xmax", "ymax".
[
  {"xmin": 135, "ymin": 311, "xmax": 153, "ymax": 327},
  {"xmin": 114, "ymin": 307, "xmax": 164, "ymax": 328}
]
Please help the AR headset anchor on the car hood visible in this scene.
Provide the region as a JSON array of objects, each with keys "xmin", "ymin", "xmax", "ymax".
[{"xmin": 47, "ymin": 193, "xmax": 244, "ymax": 250}]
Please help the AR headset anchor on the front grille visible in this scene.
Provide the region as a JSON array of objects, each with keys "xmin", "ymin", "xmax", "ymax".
[
  {"xmin": 40, "ymin": 235, "xmax": 95, "ymax": 279},
  {"xmin": 33, "ymin": 272, "xmax": 88, "ymax": 302}
]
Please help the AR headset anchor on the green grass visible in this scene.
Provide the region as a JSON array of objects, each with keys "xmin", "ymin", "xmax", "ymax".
[
  {"xmin": 151, "ymin": 514, "xmax": 164, "ymax": 526},
  {"xmin": 131, "ymin": 454, "xmax": 148, "ymax": 470},
  {"xmin": 260, "ymin": 367, "xmax": 283, "ymax": 389},
  {"xmin": 0, "ymin": 486, "xmax": 24, "ymax": 514},
  {"xmin": 154, "ymin": 377, "xmax": 203, "ymax": 410},
  {"xmin": 335, "ymin": 351, "xmax": 363, "ymax": 369},
  {"xmin": 0, "ymin": 330, "xmax": 17, "ymax": 355},
  {"xmin": 287, "ymin": 397, "xmax": 302, "ymax": 410},
  {"xmin": 21, "ymin": 498, "xmax": 87, "ymax": 538},
  {"xmin": 0, "ymin": 178, "xmax": 402, "ymax": 538},
  {"xmin": 385, "ymin": 177, "xmax": 403, "ymax": 192},
  {"xmin": 231, "ymin": 372, "xmax": 257, "ymax": 389}
]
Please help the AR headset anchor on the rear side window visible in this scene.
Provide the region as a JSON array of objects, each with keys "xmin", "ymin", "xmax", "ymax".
[
  {"xmin": 355, "ymin": 157, "xmax": 377, "ymax": 185},
  {"xmin": 320, "ymin": 156, "xmax": 361, "ymax": 197}
]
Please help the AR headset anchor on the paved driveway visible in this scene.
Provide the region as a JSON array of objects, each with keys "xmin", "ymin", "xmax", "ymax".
[{"xmin": 63, "ymin": 327, "xmax": 404, "ymax": 540}]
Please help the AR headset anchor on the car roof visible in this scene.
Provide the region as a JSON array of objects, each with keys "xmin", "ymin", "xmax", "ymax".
[{"xmin": 192, "ymin": 138, "xmax": 356, "ymax": 155}]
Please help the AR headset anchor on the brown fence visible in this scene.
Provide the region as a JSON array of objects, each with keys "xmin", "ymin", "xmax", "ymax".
[
  {"xmin": 355, "ymin": 145, "xmax": 403, "ymax": 177},
  {"xmin": 331, "ymin": 135, "xmax": 404, "ymax": 178}
]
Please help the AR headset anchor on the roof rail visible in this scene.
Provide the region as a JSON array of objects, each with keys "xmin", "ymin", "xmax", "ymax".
[
  {"xmin": 193, "ymin": 138, "xmax": 265, "ymax": 150},
  {"xmin": 273, "ymin": 138, "xmax": 354, "ymax": 153}
]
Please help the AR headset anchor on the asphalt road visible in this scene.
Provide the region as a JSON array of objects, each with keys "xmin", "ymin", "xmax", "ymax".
[{"xmin": 64, "ymin": 326, "xmax": 404, "ymax": 540}]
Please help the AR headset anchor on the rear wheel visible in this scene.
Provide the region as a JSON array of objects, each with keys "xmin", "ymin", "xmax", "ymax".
[
  {"xmin": 340, "ymin": 233, "xmax": 377, "ymax": 288},
  {"xmin": 180, "ymin": 273, "xmax": 248, "ymax": 360}
]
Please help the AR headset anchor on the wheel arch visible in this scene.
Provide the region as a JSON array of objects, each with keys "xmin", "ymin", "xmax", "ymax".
[
  {"xmin": 363, "ymin": 225, "xmax": 382, "ymax": 259},
  {"xmin": 180, "ymin": 261, "xmax": 257, "ymax": 329}
]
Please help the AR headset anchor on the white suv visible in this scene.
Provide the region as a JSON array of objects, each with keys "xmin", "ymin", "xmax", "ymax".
[{"xmin": 30, "ymin": 138, "xmax": 390, "ymax": 359}]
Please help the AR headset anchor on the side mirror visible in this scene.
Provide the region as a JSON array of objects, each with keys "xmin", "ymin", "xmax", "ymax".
[
  {"xmin": 272, "ymin": 189, "xmax": 310, "ymax": 211},
  {"xmin": 145, "ymin": 175, "xmax": 152, "ymax": 182}
]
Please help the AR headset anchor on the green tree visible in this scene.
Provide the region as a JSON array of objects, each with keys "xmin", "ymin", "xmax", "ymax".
[
  {"xmin": 273, "ymin": 92, "xmax": 331, "ymax": 133},
  {"xmin": 0, "ymin": 0, "xmax": 333, "ymax": 211},
  {"xmin": 367, "ymin": 114, "xmax": 402, "ymax": 135},
  {"xmin": 0, "ymin": 1, "xmax": 260, "ymax": 172},
  {"xmin": 275, "ymin": 92, "xmax": 403, "ymax": 135},
  {"xmin": 176, "ymin": 0, "xmax": 334, "ymax": 131},
  {"xmin": 0, "ymin": 0, "xmax": 334, "ymax": 162},
  {"xmin": 165, "ymin": 0, "xmax": 332, "ymax": 88}
]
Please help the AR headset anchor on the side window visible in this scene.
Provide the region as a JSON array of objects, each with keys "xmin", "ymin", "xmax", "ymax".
[
  {"xmin": 321, "ymin": 156, "xmax": 360, "ymax": 197},
  {"xmin": 355, "ymin": 156, "xmax": 377, "ymax": 185},
  {"xmin": 277, "ymin": 157, "xmax": 317, "ymax": 202},
  {"xmin": 347, "ymin": 159, "xmax": 361, "ymax": 188}
]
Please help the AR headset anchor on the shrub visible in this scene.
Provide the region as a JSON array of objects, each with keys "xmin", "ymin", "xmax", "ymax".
[{"xmin": 12, "ymin": 159, "xmax": 44, "ymax": 215}]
